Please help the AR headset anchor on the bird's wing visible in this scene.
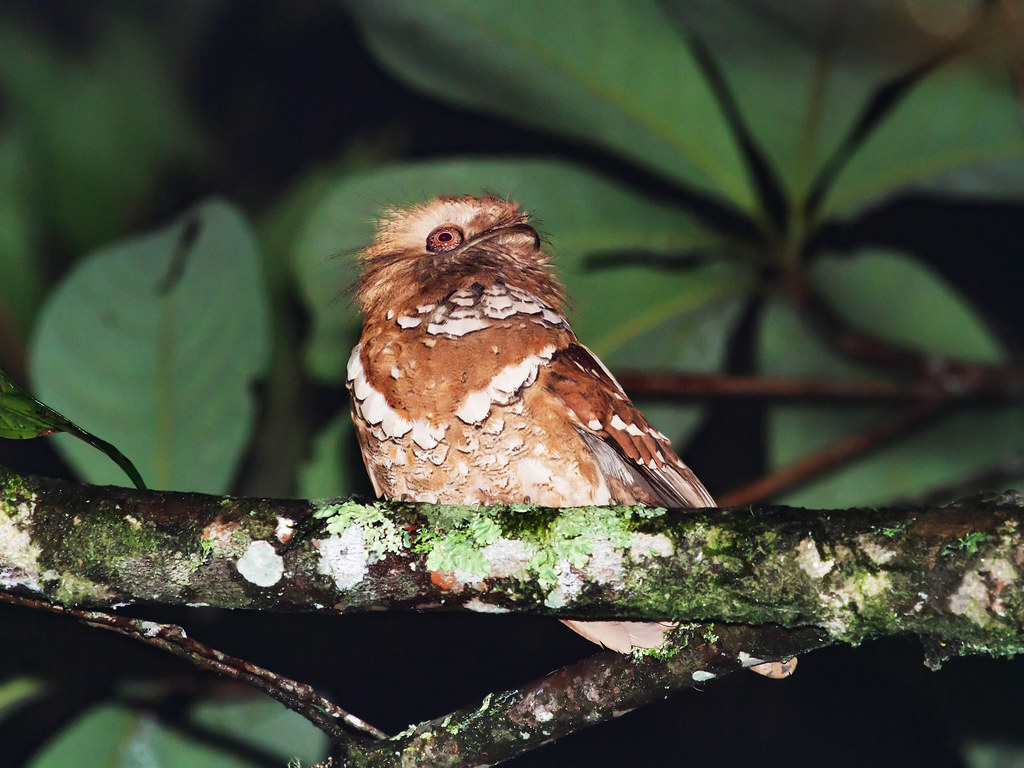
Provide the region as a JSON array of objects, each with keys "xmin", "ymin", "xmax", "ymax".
[{"xmin": 543, "ymin": 343, "xmax": 715, "ymax": 509}]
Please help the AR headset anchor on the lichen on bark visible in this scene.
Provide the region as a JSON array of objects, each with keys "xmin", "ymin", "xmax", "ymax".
[{"xmin": 1, "ymin": 468, "xmax": 1022, "ymax": 660}]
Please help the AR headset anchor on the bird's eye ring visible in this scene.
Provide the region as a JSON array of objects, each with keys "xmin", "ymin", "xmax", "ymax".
[{"xmin": 426, "ymin": 225, "xmax": 464, "ymax": 253}]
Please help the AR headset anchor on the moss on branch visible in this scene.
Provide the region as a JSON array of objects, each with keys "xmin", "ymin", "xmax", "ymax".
[{"xmin": 1, "ymin": 468, "xmax": 1022, "ymax": 659}]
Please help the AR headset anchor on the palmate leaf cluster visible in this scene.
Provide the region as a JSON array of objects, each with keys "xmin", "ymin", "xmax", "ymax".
[{"xmin": 0, "ymin": 2, "xmax": 1022, "ymax": 766}]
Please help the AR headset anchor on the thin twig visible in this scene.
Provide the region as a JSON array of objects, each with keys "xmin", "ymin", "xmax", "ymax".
[
  {"xmin": 334, "ymin": 624, "xmax": 827, "ymax": 767},
  {"xmin": 784, "ymin": 266, "xmax": 1024, "ymax": 392},
  {"xmin": 718, "ymin": 399, "xmax": 948, "ymax": 506},
  {"xmin": 616, "ymin": 371, "xmax": 1024, "ymax": 403},
  {"xmin": 0, "ymin": 592, "xmax": 388, "ymax": 743}
]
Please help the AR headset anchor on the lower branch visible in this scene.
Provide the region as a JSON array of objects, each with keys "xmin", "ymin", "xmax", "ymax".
[
  {"xmin": 330, "ymin": 624, "xmax": 826, "ymax": 767},
  {"xmin": 2, "ymin": 467, "xmax": 1023, "ymax": 765}
]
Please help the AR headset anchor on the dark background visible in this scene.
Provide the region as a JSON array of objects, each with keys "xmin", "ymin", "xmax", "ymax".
[{"xmin": 1, "ymin": 2, "xmax": 1023, "ymax": 766}]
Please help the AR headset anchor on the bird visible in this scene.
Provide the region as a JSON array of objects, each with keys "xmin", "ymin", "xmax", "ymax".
[{"xmin": 346, "ymin": 194, "xmax": 716, "ymax": 655}]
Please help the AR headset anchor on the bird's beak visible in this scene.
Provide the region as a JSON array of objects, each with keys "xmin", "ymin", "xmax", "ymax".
[{"xmin": 463, "ymin": 224, "xmax": 541, "ymax": 253}]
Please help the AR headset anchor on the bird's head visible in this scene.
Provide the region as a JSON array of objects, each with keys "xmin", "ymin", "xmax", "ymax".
[{"xmin": 355, "ymin": 195, "xmax": 564, "ymax": 317}]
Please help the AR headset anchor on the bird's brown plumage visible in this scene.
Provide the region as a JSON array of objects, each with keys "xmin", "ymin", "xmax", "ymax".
[{"xmin": 347, "ymin": 194, "xmax": 714, "ymax": 653}]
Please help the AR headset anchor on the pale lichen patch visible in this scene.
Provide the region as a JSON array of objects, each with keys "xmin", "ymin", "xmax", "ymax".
[
  {"xmin": 533, "ymin": 707, "xmax": 554, "ymax": 723},
  {"xmin": 139, "ymin": 620, "xmax": 164, "ymax": 638},
  {"xmin": 545, "ymin": 558, "xmax": 583, "ymax": 609},
  {"xmin": 796, "ymin": 538, "xmax": 835, "ymax": 579},
  {"xmin": 692, "ymin": 670, "xmax": 716, "ymax": 682},
  {"xmin": 630, "ymin": 532, "xmax": 673, "ymax": 559},
  {"xmin": 858, "ymin": 535, "xmax": 896, "ymax": 565},
  {"xmin": 480, "ymin": 537, "xmax": 532, "ymax": 578},
  {"xmin": 815, "ymin": 568, "xmax": 892, "ymax": 639},
  {"xmin": 275, "ymin": 516, "xmax": 295, "ymax": 543},
  {"xmin": 465, "ymin": 598, "xmax": 510, "ymax": 614},
  {"xmin": 949, "ymin": 558, "xmax": 1018, "ymax": 626},
  {"xmin": 316, "ymin": 524, "xmax": 368, "ymax": 589},
  {"xmin": 236, "ymin": 540, "xmax": 284, "ymax": 587},
  {"xmin": 0, "ymin": 500, "xmax": 42, "ymax": 591},
  {"xmin": 581, "ymin": 538, "xmax": 625, "ymax": 585}
]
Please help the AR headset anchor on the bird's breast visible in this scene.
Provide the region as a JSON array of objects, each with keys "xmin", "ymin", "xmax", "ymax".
[{"xmin": 346, "ymin": 285, "xmax": 611, "ymax": 505}]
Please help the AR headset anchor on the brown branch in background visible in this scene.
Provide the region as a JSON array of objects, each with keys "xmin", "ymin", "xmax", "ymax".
[
  {"xmin": 0, "ymin": 592, "xmax": 387, "ymax": 745},
  {"xmin": 612, "ymin": 264, "xmax": 1024, "ymax": 506},
  {"xmin": 616, "ymin": 371, "xmax": 1022, "ymax": 403},
  {"xmin": 784, "ymin": 266, "xmax": 1024, "ymax": 392},
  {"xmin": 998, "ymin": 0, "xmax": 1024, "ymax": 107},
  {"xmin": 718, "ymin": 399, "xmax": 948, "ymax": 507},
  {"xmin": 330, "ymin": 624, "xmax": 827, "ymax": 767}
]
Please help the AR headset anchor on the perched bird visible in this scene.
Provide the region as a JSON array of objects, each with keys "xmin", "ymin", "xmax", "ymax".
[{"xmin": 346, "ymin": 194, "xmax": 715, "ymax": 654}]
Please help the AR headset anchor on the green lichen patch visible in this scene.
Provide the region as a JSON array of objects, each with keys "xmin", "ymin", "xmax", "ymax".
[
  {"xmin": 946, "ymin": 531, "xmax": 988, "ymax": 556},
  {"xmin": 35, "ymin": 501, "xmax": 175, "ymax": 583},
  {"xmin": 419, "ymin": 510, "xmax": 503, "ymax": 578},
  {"xmin": 52, "ymin": 571, "xmax": 114, "ymax": 604},
  {"xmin": 511, "ymin": 505, "xmax": 639, "ymax": 589},
  {"xmin": 408, "ymin": 504, "xmax": 662, "ymax": 590},
  {"xmin": 313, "ymin": 500, "xmax": 410, "ymax": 562}
]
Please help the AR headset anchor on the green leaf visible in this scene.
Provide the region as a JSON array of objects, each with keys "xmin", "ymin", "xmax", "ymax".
[
  {"xmin": 810, "ymin": 250, "xmax": 1004, "ymax": 364},
  {"xmin": 0, "ymin": 677, "xmax": 44, "ymax": 724},
  {"xmin": 820, "ymin": 53, "xmax": 1024, "ymax": 218},
  {"xmin": 297, "ymin": 413, "xmax": 359, "ymax": 499},
  {"xmin": 662, "ymin": 0, "xmax": 919, "ymax": 203},
  {"xmin": 759, "ymin": 250, "xmax": 1021, "ymax": 507},
  {"xmin": 0, "ymin": 131, "xmax": 42, "ymax": 335},
  {"xmin": 963, "ymin": 740, "xmax": 1024, "ymax": 768},
  {"xmin": 30, "ymin": 199, "xmax": 269, "ymax": 493},
  {"xmin": 346, "ymin": 0, "xmax": 756, "ymax": 213},
  {"xmin": 28, "ymin": 699, "xmax": 327, "ymax": 768},
  {"xmin": 0, "ymin": 367, "xmax": 145, "ymax": 488},
  {"xmin": 0, "ymin": 18, "xmax": 206, "ymax": 250},
  {"xmin": 189, "ymin": 697, "xmax": 330, "ymax": 765}
]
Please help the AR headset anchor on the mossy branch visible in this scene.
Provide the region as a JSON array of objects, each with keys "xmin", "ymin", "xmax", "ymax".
[
  {"xmin": 2, "ymin": 466, "xmax": 1023, "ymax": 765},
  {"xmin": 1, "ymin": 468, "xmax": 1022, "ymax": 656}
]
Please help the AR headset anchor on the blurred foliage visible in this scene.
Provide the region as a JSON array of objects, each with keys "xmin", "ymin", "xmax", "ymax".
[
  {"xmin": 1, "ymin": 0, "xmax": 1023, "ymax": 765},
  {"xmin": 30, "ymin": 199, "xmax": 268, "ymax": 493},
  {"xmin": 28, "ymin": 699, "xmax": 328, "ymax": 768}
]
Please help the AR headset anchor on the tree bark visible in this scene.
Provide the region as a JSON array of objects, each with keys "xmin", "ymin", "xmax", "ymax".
[
  {"xmin": 3, "ymin": 467, "xmax": 1023, "ymax": 765},
  {"xmin": 2, "ymin": 467, "xmax": 1021, "ymax": 656}
]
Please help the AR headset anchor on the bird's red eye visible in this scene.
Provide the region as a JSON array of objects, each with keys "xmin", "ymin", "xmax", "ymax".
[{"xmin": 426, "ymin": 225, "xmax": 464, "ymax": 253}]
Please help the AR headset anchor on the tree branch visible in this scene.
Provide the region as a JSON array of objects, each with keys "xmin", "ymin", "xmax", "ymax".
[
  {"xmin": 615, "ymin": 371, "xmax": 1024, "ymax": 403},
  {"xmin": 328, "ymin": 624, "xmax": 826, "ymax": 767},
  {"xmin": 3, "ymin": 466, "xmax": 1023, "ymax": 765},
  {"xmin": 2, "ymin": 467, "xmax": 1021, "ymax": 652}
]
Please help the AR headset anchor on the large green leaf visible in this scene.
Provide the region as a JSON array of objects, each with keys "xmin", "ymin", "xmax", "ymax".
[
  {"xmin": 0, "ymin": 131, "xmax": 42, "ymax": 336},
  {"xmin": 662, "ymin": 0, "xmax": 931, "ymax": 203},
  {"xmin": 30, "ymin": 200, "xmax": 269, "ymax": 493},
  {"xmin": 759, "ymin": 249, "xmax": 1021, "ymax": 507},
  {"xmin": 0, "ymin": 18, "xmax": 205, "ymax": 250},
  {"xmin": 293, "ymin": 158, "xmax": 744, "ymax": 448},
  {"xmin": 346, "ymin": 0, "xmax": 756, "ymax": 214},
  {"xmin": 298, "ymin": 413, "xmax": 360, "ymax": 499},
  {"xmin": 820, "ymin": 53, "xmax": 1024, "ymax": 219},
  {"xmin": 811, "ymin": 250, "xmax": 1004, "ymax": 364},
  {"xmin": 29, "ymin": 699, "xmax": 327, "ymax": 768}
]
